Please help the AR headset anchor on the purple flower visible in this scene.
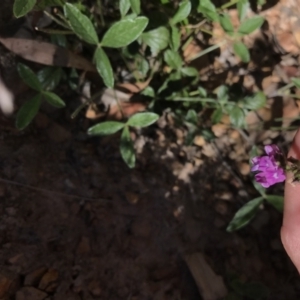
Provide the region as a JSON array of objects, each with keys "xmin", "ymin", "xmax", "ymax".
[{"xmin": 251, "ymin": 145, "xmax": 286, "ymax": 188}]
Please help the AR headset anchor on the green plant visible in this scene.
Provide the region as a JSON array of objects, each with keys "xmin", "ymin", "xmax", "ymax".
[
  {"xmin": 88, "ymin": 112, "xmax": 158, "ymax": 168},
  {"xmin": 11, "ymin": 0, "xmax": 269, "ymax": 167},
  {"xmin": 16, "ymin": 63, "xmax": 65, "ymax": 130}
]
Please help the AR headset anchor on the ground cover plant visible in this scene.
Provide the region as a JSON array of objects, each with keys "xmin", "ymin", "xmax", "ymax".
[{"xmin": 0, "ymin": 0, "xmax": 299, "ymax": 298}]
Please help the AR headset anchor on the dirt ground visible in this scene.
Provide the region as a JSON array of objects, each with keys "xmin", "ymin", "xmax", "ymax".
[
  {"xmin": 1, "ymin": 0, "xmax": 300, "ymax": 299},
  {"xmin": 0, "ymin": 105, "xmax": 299, "ymax": 300}
]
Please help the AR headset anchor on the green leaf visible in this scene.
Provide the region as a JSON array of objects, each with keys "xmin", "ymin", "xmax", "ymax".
[
  {"xmin": 130, "ymin": 0, "xmax": 141, "ymax": 15},
  {"xmin": 252, "ymin": 180, "xmax": 266, "ymax": 197},
  {"xmin": 230, "ymin": 106, "xmax": 245, "ymax": 128},
  {"xmin": 142, "ymin": 26, "xmax": 170, "ymax": 54},
  {"xmin": 127, "ymin": 112, "xmax": 159, "ymax": 127},
  {"xmin": 164, "ymin": 49, "xmax": 182, "ymax": 69},
  {"xmin": 220, "ymin": 14, "xmax": 234, "ymax": 34},
  {"xmin": 198, "ymin": 86, "xmax": 207, "ymax": 97},
  {"xmin": 233, "ymin": 41, "xmax": 250, "ymax": 62},
  {"xmin": 216, "ymin": 85, "xmax": 228, "ymax": 99},
  {"xmin": 88, "ymin": 121, "xmax": 125, "ymax": 135},
  {"xmin": 42, "ymin": 91, "xmax": 65, "ymax": 108},
  {"xmin": 17, "ymin": 63, "xmax": 42, "ymax": 91},
  {"xmin": 185, "ymin": 109, "xmax": 198, "ymax": 124},
  {"xmin": 265, "ymin": 195, "xmax": 284, "ymax": 212},
  {"xmin": 212, "ymin": 107, "xmax": 223, "ymax": 124},
  {"xmin": 35, "ymin": 0, "xmax": 64, "ymax": 10},
  {"xmin": 181, "ymin": 67, "xmax": 198, "ymax": 77},
  {"xmin": 120, "ymin": 126, "xmax": 135, "ymax": 168},
  {"xmin": 37, "ymin": 67, "xmax": 63, "ymax": 91},
  {"xmin": 94, "ymin": 47, "xmax": 114, "ymax": 88},
  {"xmin": 139, "ymin": 57, "xmax": 149, "ymax": 76},
  {"xmin": 101, "ymin": 17, "xmax": 148, "ymax": 48},
  {"xmin": 120, "ymin": 0, "xmax": 131, "ymax": 17},
  {"xmin": 141, "ymin": 86, "xmax": 155, "ymax": 97},
  {"xmin": 64, "ymin": 3, "xmax": 99, "ymax": 44},
  {"xmin": 13, "ymin": 0, "xmax": 36, "ymax": 18},
  {"xmin": 170, "ymin": 1, "xmax": 191, "ymax": 25},
  {"xmin": 244, "ymin": 91, "xmax": 266, "ymax": 110},
  {"xmin": 226, "ymin": 197, "xmax": 264, "ymax": 232},
  {"xmin": 237, "ymin": 0, "xmax": 249, "ymax": 21},
  {"xmin": 198, "ymin": 0, "xmax": 219, "ymax": 21},
  {"xmin": 16, "ymin": 94, "xmax": 41, "ymax": 130},
  {"xmin": 292, "ymin": 77, "xmax": 300, "ymax": 89},
  {"xmin": 171, "ymin": 26, "xmax": 181, "ymax": 51},
  {"xmin": 238, "ymin": 16, "xmax": 264, "ymax": 35}
]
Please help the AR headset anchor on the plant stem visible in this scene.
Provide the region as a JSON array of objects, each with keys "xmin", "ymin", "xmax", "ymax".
[
  {"xmin": 220, "ymin": 0, "xmax": 239, "ymax": 10},
  {"xmin": 43, "ymin": 10, "xmax": 70, "ymax": 29},
  {"xmin": 187, "ymin": 41, "xmax": 225, "ymax": 62},
  {"xmin": 97, "ymin": 0, "xmax": 105, "ymax": 27}
]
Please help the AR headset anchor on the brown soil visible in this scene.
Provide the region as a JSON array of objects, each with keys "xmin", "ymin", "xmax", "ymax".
[{"xmin": 0, "ymin": 107, "xmax": 298, "ymax": 300}]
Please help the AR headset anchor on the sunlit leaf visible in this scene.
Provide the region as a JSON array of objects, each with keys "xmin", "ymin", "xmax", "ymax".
[
  {"xmin": 94, "ymin": 47, "xmax": 114, "ymax": 88},
  {"xmin": 64, "ymin": 3, "xmax": 98, "ymax": 44},
  {"xmin": 237, "ymin": 0, "xmax": 249, "ymax": 21},
  {"xmin": 233, "ymin": 41, "xmax": 250, "ymax": 62},
  {"xmin": 164, "ymin": 49, "xmax": 182, "ymax": 69},
  {"xmin": 101, "ymin": 17, "xmax": 148, "ymax": 48},
  {"xmin": 198, "ymin": 0, "xmax": 219, "ymax": 21},
  {"xmin": 244, "ymin": 91, "xmax": 266, "ymax": 110},
  {"xmin": 120, "ymin": 0, "xmax": 131, "ymax": 17},
  {"xmin": 170, "ymin": 1, "xmax": 191, "ymax": 25},
  {"xmin": 88, "ymin": 121, "xmax": 125, "ymax": 135},
  {"xmin": 141, "ymin": 26, "xmax": 170, "ymax": 54},
  {"xmin": 127, "ymin": 112, "xmax": 159, "ymax": 127},
  {"xmin": 171, "ymin": 26, "xmax": 180, "ymax": 51},
  {"xmin": 230, "ymin": 106, "xmax": 245, "ymax": 128},
  {"xmin": 130, "ymin": 0, "xmax": 141, "ymax": 15},
  {"xmin": 238, "ymin": 16, "xmax": 264, "ymax": 35},
  {"xmin": 220, "ymin": 14, "xmax": 234, "ymax": 34}
]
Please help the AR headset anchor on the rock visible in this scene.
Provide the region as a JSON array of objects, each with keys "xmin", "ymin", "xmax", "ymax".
[
  {"xmin": 193, "ymin": 135, "xmax": 206, "ymax": 147},
  {"xmin": 7, "ymin": 253, "xmax": 23, "ymax": 265},
  {"xmin": 238, "ymin": 162, "xmax": 250, "ymax": 176},
  {"xmin": 38, "ymin": 269, "xmax": 58, "ymax": 293},
  {"xmin": 125, "ymin": 192, "xmax": 139, "ymax": 205},
  {"xmin": 214, "ymin": 201, "xmax": 228, "ymax": 215},
  {"xmin": 88, "ymin": 280, "xmax": 102, "ymax": 297},
  {"xmin": 24, "ymin": 268, "xmax": 47, "ymax": 286},
  {"xmin": 0, "ymin": 274, "xmax": 13, "ymax": 298},
  {"xmin": 16, "ymin": 287, "xmax": 47, "ymax": 300}
]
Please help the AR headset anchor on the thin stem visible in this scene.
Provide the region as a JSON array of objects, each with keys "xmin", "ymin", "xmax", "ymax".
[
  {"xmin": 276, "ymin": 82, "xmax": 294, "ymax": 94},
  {"xmin": 220, "ymin": 0, "xmax": 239, "ymax": 10},
  {"xmin": 43, "ymin": 10, "xmax": 70, "ymax": 29},
  {"xmin": 169, "ymin": 97, "xmax": 216, "ymax": 103},
  {"xmin": 198, "ymin": 27, "xmax": 214, "ymax": 36},
  {"xmin": 71, "ymin": 102, "xmax": 88, "ymax": 119},
  {"xmin": 35, "ymin": 28, "xmax": 73, "ymax": 35},
  {"xmin": 97, "ymin": 0, "xmax": 105, "ymax": 27},
  {"xmin": 187, "ymin": 41, "xmax": 225, "ymax": 62}
]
